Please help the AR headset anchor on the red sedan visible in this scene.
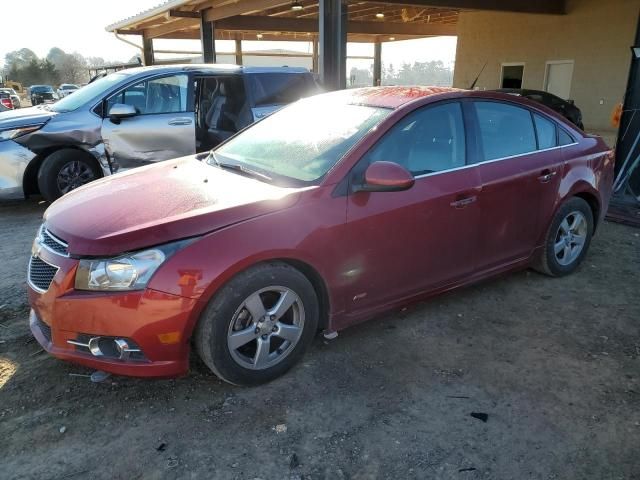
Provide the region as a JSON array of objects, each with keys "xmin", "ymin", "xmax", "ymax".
[{"xmin": 28, "ymin": 87, "xmax": 614, "ymax": 385}]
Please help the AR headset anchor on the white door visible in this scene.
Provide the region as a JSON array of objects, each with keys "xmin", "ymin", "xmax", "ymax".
[{"xmin": 544, "ymin": 62, "xmax": 574, "ymax": 99}]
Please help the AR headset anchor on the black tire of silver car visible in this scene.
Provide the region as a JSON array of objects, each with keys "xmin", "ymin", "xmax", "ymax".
[
  {"xmin": 38, "ymin": 149, "xmax": 101, "ymax": 201},
  {"xmin": 536, "ymin": 197, "xmax": 594, "ymax": 277},
  {"xmin": 194, "ymin": 262, "xmax": 319, "ymax": 386}
]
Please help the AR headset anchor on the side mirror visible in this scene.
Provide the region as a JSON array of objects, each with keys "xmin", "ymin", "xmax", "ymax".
[
  {"xmin": 353, "ymin": 161, "xmax": 415, "ymax": 193},
  {"xmin": 108, "ymin": 103, "xmax": 137, "ymax": 124}
]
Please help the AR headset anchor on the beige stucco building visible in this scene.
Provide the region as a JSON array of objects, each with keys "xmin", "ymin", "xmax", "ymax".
[{"xmin": 453, "ymin": 0, "xmax": 639, "ymax": 133}]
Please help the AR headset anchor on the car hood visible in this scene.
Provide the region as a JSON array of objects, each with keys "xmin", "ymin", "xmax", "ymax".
[
  {"xmin": 44, "ymin": 156, "xmax": 304, "ymax": 257},
  {"xmin": 0, "ymin": 106, "xmax": 56, "ymax": 129}
]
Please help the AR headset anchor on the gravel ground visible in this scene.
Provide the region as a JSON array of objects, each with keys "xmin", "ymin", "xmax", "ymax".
[{"xmin": 1, "ymin": 198, "xmax": 639, "ymax": 480}]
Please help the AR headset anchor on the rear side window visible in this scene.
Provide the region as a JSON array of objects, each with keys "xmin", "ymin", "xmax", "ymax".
[
  {"xmin": 534, "ymin": 113, "xmax": 557, "ymax": 149},
  {"xmin": 558, "ymin": 129, "xmax": 575, "ymax": 146},
  {"xmin": 474, "ymin": 101, "xmax": 536, "ymax": 161},
  {"xmin": 363, "ymin": 102, "xmax": 466, "ymax": 176},
  {"xmin": 248, "ymin": 73, "xmax": 317, "ymax": 107}
]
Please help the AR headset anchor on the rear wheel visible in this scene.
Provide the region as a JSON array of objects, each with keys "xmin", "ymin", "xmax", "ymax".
[
  {"xmin": 195, "ymin": 262, "xmax": 319, "ymax": 386},
  {"xmin": 37, "ymin": 149, "xmax": 101, "ymax": 201},
  {"xmin": 536, "ymin": 197, "xmax": 594, "ymax": 277}
]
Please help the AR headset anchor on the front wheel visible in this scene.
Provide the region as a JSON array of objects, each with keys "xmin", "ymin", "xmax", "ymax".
[
  {"xmin": 195, "ymin": 262, "xmax": 319, "ymax": 386},
  {"xmin": 535, "ymin": 197, "xmax": 594, "ymax": 277},
  {"xmin": 37, "ymin": 149, "xmax": 101, "ymax": 201}
]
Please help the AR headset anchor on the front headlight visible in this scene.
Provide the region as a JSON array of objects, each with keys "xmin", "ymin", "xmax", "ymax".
[
  {"xmin": 0, "ymin": 125, "xmax": 43, "ymax": 142},
  {"xmin": 74, "ymin": 240, "xmax": 193, "ymax": 291}
]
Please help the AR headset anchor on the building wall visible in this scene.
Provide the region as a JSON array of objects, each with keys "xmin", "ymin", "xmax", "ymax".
[{"xmin": 452, "ymin": 0, "xmax": 639, "ymax": 131}]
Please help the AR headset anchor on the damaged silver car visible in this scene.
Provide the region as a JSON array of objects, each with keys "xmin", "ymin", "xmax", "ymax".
[{"xmin": 0, "ymin": 64, "xmax": 318, "ymax": 201}]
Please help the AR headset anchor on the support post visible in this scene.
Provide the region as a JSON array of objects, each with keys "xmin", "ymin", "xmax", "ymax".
[
  {"xmin": 235, "ymin": 36, "xmax": 243, "ymax": 65},
  {"xmin": 200, "ymin": 9, "xmax": 216, "ymax": 63},
  {"xmin": 312, "ymin": 37, "xmax": 319, "ymax": 73},
  {"xmin": 319, "ymin": 0, "xmax": 347, "ymax": 90},
  {"xmin": 142, "ymin": 36, "xmax": 154, "ymax": 66},
  {"xmin": 373, "ymin": 41, "xmax": 382, "ymax": 86}
]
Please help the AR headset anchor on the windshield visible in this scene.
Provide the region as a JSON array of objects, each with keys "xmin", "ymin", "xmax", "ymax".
[
  {"xmin": 212, "ymin": 95, "xmax": 390, "ymax": 185},
  {"xmin": 51, "ymin": 73, "xmax": 128, "ymax": 113}
]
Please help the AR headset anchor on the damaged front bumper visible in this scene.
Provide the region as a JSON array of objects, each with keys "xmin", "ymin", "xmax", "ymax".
[{"xmin": 0, "ymin": 140, "xmax": 36, "ymax": 200}]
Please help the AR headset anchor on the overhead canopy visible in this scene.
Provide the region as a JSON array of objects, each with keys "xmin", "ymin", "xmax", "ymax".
[
  {"xmin": 107, "ymin": 1, "xmax": 468, "ymax": 42},
  {"xmin": 105, "ymin": 0, "xmax": 565, "ymax": 89}
]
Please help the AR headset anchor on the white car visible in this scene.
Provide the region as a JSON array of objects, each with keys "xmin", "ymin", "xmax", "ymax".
[{"xmin": 57, "ymin": 84, "xmax": 80, "ymax": 98}]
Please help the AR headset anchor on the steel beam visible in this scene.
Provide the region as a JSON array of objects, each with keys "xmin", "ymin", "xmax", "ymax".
[
  {"xmin": 319, "ymin": 0, "xmax": 347, "ymax": 90},
  {"xmin": 366, "ymin": 0, "xmax": 565, "ymax": 14},
  {"xmin": 373, "ymin": 42, "xmax": 382, "ymax": 86},
  {"xmin": 235, "ymin": 37, "xmax": 243, "ymax": 65},
  {"xmin": 200, "ymin": 9, "xmax": 216, "ymax": 63}
]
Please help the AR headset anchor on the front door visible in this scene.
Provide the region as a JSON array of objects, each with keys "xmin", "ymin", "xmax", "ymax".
[
  {"xmin": 101, "ymin": 73, "xmax": 195, "ymax": 169},
  {"xmin": 470, "ymin": 100, "xmax": 564, "ymax": 270},
  {"xmin": 344, "ymin": 102, "xmax": 481, "ymax": 313}
]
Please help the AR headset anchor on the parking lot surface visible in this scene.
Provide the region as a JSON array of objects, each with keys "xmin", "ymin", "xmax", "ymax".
[{"xmin": 1, "ymin": 199, "xmax": 639, "ymax": 479}]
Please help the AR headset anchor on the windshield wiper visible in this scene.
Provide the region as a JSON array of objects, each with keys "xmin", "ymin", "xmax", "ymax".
[{"xmin": 208, "ymin": 151, "xmax": 272, "ymax": 182}]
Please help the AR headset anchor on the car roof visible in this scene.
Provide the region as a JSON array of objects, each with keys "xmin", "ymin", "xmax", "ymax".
[
  {"xmin": 114, "ymin": 64, "xmax": 311, "ymax": 77},
  {"xmin": 342, "ymin": 86, "xmax": 462, "ymax": 109}
]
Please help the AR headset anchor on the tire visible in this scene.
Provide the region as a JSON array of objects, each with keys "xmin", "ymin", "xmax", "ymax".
[
  {"xmin": 194, "ymin": 262, "xmax": 319, "ymax": 386},
  {"xmin": 535, "ymin": 197, "xmax": 594, "ymax": 277},
  {"xmin": 37, "ymin": 149, "xmax": 101, "ymax": 201}
]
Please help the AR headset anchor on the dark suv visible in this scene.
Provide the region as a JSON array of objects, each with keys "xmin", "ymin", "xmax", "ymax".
[
  {"xmin": 29, "ymin": 85, "xmax": 56, "ymax": 105},
  {"xmin": 0, "ymin": 65, "xmax": 319, "ymax": 201}
]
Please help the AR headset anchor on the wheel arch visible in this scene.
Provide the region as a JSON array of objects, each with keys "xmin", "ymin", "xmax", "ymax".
[
  {"xmin": 23, "ymin": 146, "xmax": 104, "ymax": 196},
  {"xmin": 572, "ymin": 190, "xmax": 600, "ymax": 233},
  {"xmin": 187, "ymin": 255, "xmax": 333, "ymax": 341},
  {"xmin": 273, "ymin": 257, "xmax": 331, "ymax": 332}
]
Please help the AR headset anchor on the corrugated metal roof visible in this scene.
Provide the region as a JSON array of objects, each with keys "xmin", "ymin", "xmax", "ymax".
[{"xmin": 105, "ymin": 0, "xmax": 194, "ymax": 32}]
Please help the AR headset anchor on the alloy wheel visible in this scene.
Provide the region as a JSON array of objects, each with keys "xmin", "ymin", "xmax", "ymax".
[
  {"xmin": 554, "ymin": 210, "xmax": 588, "ymax": 266},
  {"xmin": 226, "ymin": 286, "xmax": 305, "ymax": 370},
  {"xmin": 56, "ymin": 161, "xmax": 96, "ymax": 194}
]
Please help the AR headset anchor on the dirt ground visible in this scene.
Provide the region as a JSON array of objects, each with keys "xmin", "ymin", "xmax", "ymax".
[{"xmin": 0, "ymin": 198, "xmax": 639, "ymax": 480}]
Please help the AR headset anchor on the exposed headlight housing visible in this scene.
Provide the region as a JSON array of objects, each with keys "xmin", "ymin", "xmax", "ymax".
[
  {"xmin": 0, "ymin": 124, "xmax": 43, "ymax": 142},
  {"xmin": 74, "ymin": 239, "xmax": 193, "ymax": 292}
]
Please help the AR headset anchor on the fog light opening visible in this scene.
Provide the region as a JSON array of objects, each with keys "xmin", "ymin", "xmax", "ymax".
[
  {"xmin": 113, "ymin": 338, "xmax": 141, "ymax": 360},
  {"xmin": 87, "ymin": 337, "xmax": 104, "ymax": 357}
]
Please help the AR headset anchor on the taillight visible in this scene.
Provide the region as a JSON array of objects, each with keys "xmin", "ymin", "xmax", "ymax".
[{"xmin": 0, "ymin": 98, "xmax": 13, "ymax": 109}]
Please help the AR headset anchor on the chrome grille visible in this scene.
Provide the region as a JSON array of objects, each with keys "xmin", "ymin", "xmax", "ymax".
[
  {"xmin": 28, "ymin": 256, "xmax": 58, "ymax": 292},
  {"xmin": 40, "ymin": 226, "xmax": 69, "ymax": 256}
]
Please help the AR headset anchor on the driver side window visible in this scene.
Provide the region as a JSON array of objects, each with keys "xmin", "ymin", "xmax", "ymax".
[
  {"xmin": 363, "ymin": 102, "xmax": 466, "ymax": 176},
  {"xmin": 106, "ymin": 74, "xmax": 189, "ymax": 116}
]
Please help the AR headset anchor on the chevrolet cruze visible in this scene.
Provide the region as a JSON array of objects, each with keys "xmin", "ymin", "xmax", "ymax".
[{"xmin": 28, "ymin": 87, "xmax": 614, "ymax": 386}]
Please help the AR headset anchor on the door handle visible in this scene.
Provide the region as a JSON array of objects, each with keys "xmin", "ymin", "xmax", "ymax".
[
  {"xmin": 168, "ymin": 118, "xmax": 193, "ymax": 126},
  {"xmin": 450, "ymin": 195, "xmax": 477, "ymax": 209},
  {"xmin": 538, "ymin": 169, "xmax": 557, "ymax": 183}
]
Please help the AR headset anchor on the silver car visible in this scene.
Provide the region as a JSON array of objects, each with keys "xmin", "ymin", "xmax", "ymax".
[
  {"xmin": 57, "ymin": 83, "xmax": 80, "ymax": 98},
  {"xmin": 0, "ymin": 64, "xmax": 318, "ymax": 201}
]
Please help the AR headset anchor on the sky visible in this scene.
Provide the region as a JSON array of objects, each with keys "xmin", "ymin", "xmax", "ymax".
[{"xmin": 0, "ymin": 0, "xmax": 457, "ymax": 68}]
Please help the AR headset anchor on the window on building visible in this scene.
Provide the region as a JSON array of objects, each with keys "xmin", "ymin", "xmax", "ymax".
[{"xmin": 501, "ymin": 64, "xmax": 525, "ymax": 89}]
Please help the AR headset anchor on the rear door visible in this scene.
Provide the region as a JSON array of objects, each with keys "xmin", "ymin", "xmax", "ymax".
[
  {"xmin": 101, "ymin": 73, "xmax": 194, "ymax": 168},
  {"xmin": 470, "ymin": 100, "xmax": 564, "ymax": 270}
]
